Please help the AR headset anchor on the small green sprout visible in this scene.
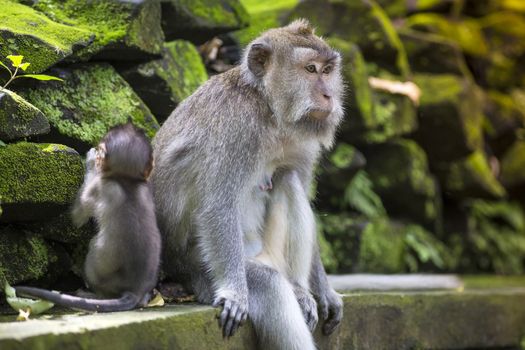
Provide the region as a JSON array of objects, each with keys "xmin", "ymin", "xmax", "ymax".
[{"xmin": 0, "ymin": 55, "xmax": 63, "ymax": 92}]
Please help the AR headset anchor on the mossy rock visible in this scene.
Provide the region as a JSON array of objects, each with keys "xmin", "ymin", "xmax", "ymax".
[
  {"xmin": 21, "ymin": 211, "xmax": 96, "ymax": 244},
  {"xmin": 161, "ymin": 0, "xmax": 249, "ymax": 43},
  {"xmin": 399, "ymin": 29, "xmax": 471, "ymax": 76},
  {"xmin": 435, "ymin": 150, "xmax": 506, "ymax": 200},
  {"xmin": 469, "ymin": 12, "xmax": 525, "ymax": 89},
  {"xmin": 0, "ymin": 142, "xmax": 83, "ymax": 222},
  {"xmin": 362, "ymin": 139, "xmax": 441, "ymax": 230},
  {"xmin": 483, "ymin": 90, "xmax": 525, "ymax": 156},
  {"xmin": 463, "ymin": 199, "xmax": 525, "ymax": 274},
  {"xmin": 500, "ymin": 140, "xmax": 525, "ymax": 189},
  {"xmin": 118, "ymin": 40, "xmax": 208, "ymax": 122},
  {"xmin": 291, "ymin": 0, "xmax": 411, "ymax": 77},
  {"xmin": 0, "ymin": 227, "xmax": 60, "ymax": 287},
  {"xmin": 31, "ymin": 0, "xmax": 164, "ymax": 60},
  {"xmin": 19, "ymin": 63, "xmax": 159, "ymax": 152},
  {"xmin": 0, "ymin": 89, "xmax": 49, "ymax": 141},
  {"xmin": 316, "ymin": 143, "xmax": 367, "ymax": 211},
  {"xmin": 233, "ymin": 0, "xmax": 299, "ymax": 47},
  {"xmin": 411, "ymin": 74, "xmax": 484, "ymax": 163},
  {"xmin": 320, "ymin": 214, "xmax": 406, "ymax": 273},
  {"xmin": 0, "ymin": 0, "xmax": 93, "ymax": 74},
  {"xmin": 329, "ymin": 39, "xmax": 417, "ymax": 144}
]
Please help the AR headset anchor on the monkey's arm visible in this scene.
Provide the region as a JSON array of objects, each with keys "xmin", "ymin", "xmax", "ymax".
[
  {"xmin": 71, "ymin": 148, "xmax": 100, "ymax": 227},
  {"xmin": 272, "ymin": 171, "xmax": 319, "ymax": 331},
  {"xmin": 310, "ymin": 247, "xmax": 343, "ymax": 335},
  {"xmin": 196, "ymin": 173, "xmax": 249, "ymax": 338}
]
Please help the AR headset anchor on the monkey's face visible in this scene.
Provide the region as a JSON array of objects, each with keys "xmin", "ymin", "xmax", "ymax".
[{"xmin": 245, "ymin": 20, "xmax": 344, "ymax": 138}]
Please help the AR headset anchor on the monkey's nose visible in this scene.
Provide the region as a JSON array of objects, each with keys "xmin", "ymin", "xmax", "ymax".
[{"xmin": 323, "ymin": 94, "xmax": 331, "ymax": 101}]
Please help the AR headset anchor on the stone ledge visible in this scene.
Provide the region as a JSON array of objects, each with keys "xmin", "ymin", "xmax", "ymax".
[{"xmin": 1, "ymin": 276, "xmax": 525, "ymax": 349}]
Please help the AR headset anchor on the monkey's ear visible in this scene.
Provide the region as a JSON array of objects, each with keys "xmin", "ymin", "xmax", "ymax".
[{"xmin": 247, "ymin": 43, "xmax": 271, "ymax": 78}]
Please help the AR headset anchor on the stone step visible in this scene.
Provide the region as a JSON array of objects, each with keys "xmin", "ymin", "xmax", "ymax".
[{"xmin": 1, "ymin": 276, "xmax": 524, "ymax": 350}]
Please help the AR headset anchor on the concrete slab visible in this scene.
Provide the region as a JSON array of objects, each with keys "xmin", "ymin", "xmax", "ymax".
[{"xmin": 1, "ymin": 275, "xmax": 524, "ymax": 350}]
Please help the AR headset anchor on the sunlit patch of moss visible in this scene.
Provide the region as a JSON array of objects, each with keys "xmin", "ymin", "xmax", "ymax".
[
  {"xmin": 32, "ymin": 0, "xmax": 163, "ymax": 58},
  {"xmin": 0, "ymin": 142, "xmax": 82, "ymax": 204},
  {"xmin": 158, "ymin": 41, "xmax": 208, "ymax": 103},
  {"xmin": 234, "ymin": 0, "xmax": 298, "ymax": 46},
  {"xmin": 20, "ymin": 64, "xmax": 159, "ymax": 147},
  {"xmin": 0, "ymin": 0, "xmax": 93, "ymax": 73},
  {"xmin": 501, "ymin": 140, "xmax": 525, "ymax": 187},
  {"xmin": 445, "ymin": 151, "xmax": 506, "ymax": 199},
  {"xmin": 176, "ymin": 0, "xmax": 250, "ymax": 28}
]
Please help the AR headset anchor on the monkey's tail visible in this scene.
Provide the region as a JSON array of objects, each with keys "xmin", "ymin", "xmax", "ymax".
[{"xmin": 14, "ymin": 286, "xmax": 140, "ymax": 312}]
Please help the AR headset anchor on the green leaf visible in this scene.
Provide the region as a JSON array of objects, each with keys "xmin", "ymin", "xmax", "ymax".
[
  {"xmin": 0, "ymin": 140, "xmax": 6, "ymax": 147},
  {"xmin": 16, "ymin": 74, "xmax": 63, "ymax": 81},
  {"xmin": 19, "ymin": 62, "xmax": 30, "ymax": 71},
  {"xmin": 4, "ymin": 281, "xmax": 54, "ymax": 315},
  {"xmin": 6, "ymin": 55, "xmax": 23, "ymax": 67}
]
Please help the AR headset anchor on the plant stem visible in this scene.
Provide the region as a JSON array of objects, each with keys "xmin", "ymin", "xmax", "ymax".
[{"xmin": 2, "ymin": 66, "xmax": 19, "ymax": 90}]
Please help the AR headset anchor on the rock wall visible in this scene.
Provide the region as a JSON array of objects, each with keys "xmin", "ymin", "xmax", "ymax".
[{"xmin": 0, "ymin": 0, "xmax": 524, "ymax": 291}]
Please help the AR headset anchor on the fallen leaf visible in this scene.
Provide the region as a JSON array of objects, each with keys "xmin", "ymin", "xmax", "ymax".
[{"xmin": 368, "ymin": 77, "xmax": 421, "ymax": 105}]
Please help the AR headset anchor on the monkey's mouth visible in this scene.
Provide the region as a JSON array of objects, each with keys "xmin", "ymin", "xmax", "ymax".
[{"xmin": 306, "ymin": 108, "xmax": 331, "ymax": 121}]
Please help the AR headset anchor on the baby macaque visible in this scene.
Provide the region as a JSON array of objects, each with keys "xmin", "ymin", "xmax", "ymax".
[{"xmin": 16, "ymin": 123, "xmax": 161, "ymax": 312}]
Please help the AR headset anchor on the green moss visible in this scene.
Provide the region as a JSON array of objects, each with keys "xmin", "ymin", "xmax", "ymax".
[
  {"xmin": 175, "ymin": 0, "xmax": 249, "ymax": 28},
  {"xmin": 21, "ymin": 64, "xmax": 159, "ymax": 146},
  {"xmin": 0, "ymin": 89, "xmax": 49, "ymax": 141},
  {"xmin": 501, "ymin": 141, "xmax": 525, "ymax": 187},
  {"xmin": 234, "ymin": 0, "xmax": 298, "ymax": 46},
  {"xmin": 369, "ymin": 0, "xmax": 410, "ymax": 78},
  {"xmin": 0, "ymin": 142, "xmax": 82, "ymax": 204},
  {"xmin": 359, "ymin": 218, "xmax": 406, "ymax": 273},
  {"xmin": 0, "ymin": 0, "xmax": 93, "ymax": 73},
  {"xmin": 363, "ymin": 140, "xmax": 440, "ymax": 228},
  {"xmin": 464, "ymin": 200, "xmax": 525, "ymax": 274},
  {"xmin": 328, "ymin": 39, "xmax": 416, "ymax": 143},
  {"xmin": 405, "ymin": 13, "xmax": 489, "ymax": 57},
  {"xmin": 32, "ymin": 0, "xmax": 163, "ymax": 57},
  {"xmin": 0, "ymin": 228, "xmax": 52, "ymax": 286},
  {"xmin": 414, "ymin": 74, "xmax": 463, "ymax": 105},
  {"xmin": 160, "ymin": 41, "xmax": 208, "ymax": 103},
  {"xmin": 445, "ymin": 151, "xmax": 506, "ymax": 199},
  {"xmin": 412, "ymin": 74, "xmax": 484, "ymax": 162}
]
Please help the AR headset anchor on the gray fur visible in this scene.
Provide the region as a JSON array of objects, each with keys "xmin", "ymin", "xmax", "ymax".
[
  {"xmin": 151, "ymin": 19, "xmax": 343, "ymax": 347},
  {"xmin": 16, "ymin": 124, "xmax": 161, "ymax": 312}
]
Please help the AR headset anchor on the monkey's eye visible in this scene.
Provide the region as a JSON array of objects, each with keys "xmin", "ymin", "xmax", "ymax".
[
  {"xmin": 305, "ymin": 64, "xmax": 317, "ymax": 73},
  {"xmin": 322, "ymin": 65, "xmax": 333, "ymax": 74}
]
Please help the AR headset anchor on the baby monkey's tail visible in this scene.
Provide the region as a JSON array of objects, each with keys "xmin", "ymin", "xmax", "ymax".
[{"xmin": 15, "ymin": 286, "xmax": 140, "ymax": 312}]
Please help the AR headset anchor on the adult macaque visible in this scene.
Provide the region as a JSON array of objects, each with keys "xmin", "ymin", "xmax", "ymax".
[
  {"xmin": 152, "ymin": 19, "xmax": 344, "ymax": 349},
  {"xmin": 16, "ymin": 123, "xmax": 161, "ymax": 312}
]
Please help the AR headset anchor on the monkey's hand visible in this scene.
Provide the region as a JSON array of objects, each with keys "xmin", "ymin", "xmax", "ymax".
[
  {"xmin": 316, "ymin": 287, "xmax": 343, "ymax": 335},
  {"xmin": 85, "ymin": 148, "xmax": 97, "ymax": 172},
  {"xmin": 294, "ymin": 285, "xmax": 318, "ymax": 332},
  {"xmin": 71, "ymin": 204, "xmax": 90, "ymax": 227},
  {"xmin": 212, "ymin": 293, "xmax": 248, "ymax": 339}
]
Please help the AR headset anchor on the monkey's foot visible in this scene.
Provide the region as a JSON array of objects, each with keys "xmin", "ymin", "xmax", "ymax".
[
  {"xmin": 294, "ymin": 287, "xmax": 318, "ymax": 332},
  {"xmin": 317, "ymin": 288, "xmax": 343, "ymax": 335},
  {"xmin": 212, "ymin": 296, "xmax": 248, "ymax": 339}
]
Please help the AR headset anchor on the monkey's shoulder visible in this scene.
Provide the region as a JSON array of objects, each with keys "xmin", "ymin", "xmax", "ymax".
[{"xmin": 190, "ymin": 67, "xmax": 267, "ymax": 114}]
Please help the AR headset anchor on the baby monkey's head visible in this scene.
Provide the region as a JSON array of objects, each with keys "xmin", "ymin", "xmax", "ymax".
[{"xmin": 97, "ymin": 123, "xmax": 153, "ymax": 180}]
